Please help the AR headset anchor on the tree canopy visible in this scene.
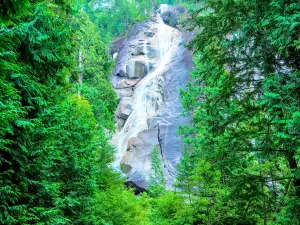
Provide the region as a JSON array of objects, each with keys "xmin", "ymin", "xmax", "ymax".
[{"xmin": 1, "ymin": 0, "xmax": 299, "ymax": 224}]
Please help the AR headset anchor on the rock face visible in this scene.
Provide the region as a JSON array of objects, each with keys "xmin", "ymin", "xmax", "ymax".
[
  {"xmin": 131, "ymin": 45, "xmax": 156, "ymax": 57},
  {"xmin": 110, "ymin": 4, "xmax": 194, "ymax": 191},
  {"xmin": 160, "ymin": 5, "xmax": 187, "ymax": 27},
  {"xmin": 116, "ymin": 99, "xmax": 133, "ymax": 120},
  {"xmin": 161, "ymin": 11, "xmax": 178, "ymax": 27},
  {"xmin": 126, "ymin": 61, "xmax": 148, "ymax": 78}
]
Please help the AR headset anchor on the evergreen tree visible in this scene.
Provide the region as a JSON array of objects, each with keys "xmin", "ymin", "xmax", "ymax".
[
  {"xmin": 0, "ymin": 1, "xmax": 147, "ymax": 224},
  {"xmin": 178, "ymin": 0, "xmax": 300, "ymax": 223},
  {"xmin": 1, "ymin": 1, "xmax": 76, "ymax": 223},
  {"xmin": 149, "ymin": 145, "xmax": 166, "ymax": 197}
]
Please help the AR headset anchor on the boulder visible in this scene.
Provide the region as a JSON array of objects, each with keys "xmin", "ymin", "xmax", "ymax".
[
  {"xmin": 120, "ymin": 137, "xmax": 146, "ymax": 173},
  {"xmin": 116, "ymin": 88, "xmax": 134, "ymax": 98},
  {"xmin": 111, "ymin": 37, "xmax": 127, "ymax": 56},
  {"xmin": 126, "ymin": 169, "xmax": 149, "ymax": 193},
  {"xmin": 117, "ymin": 79, "xmax": 140, "ymax": 88},
  {"xmin": 125, "ymin": 180, "xmax": 146, "ymax": 194},
  {"xmin": 144, "ymin": 31, "xmax": 155, "ymax": 37},
  {"xmin": 138, "ymin": 46, "xmax": 156, "ymax": 58},
  {"xmin": 119, "ymin": 129, "xmax": 160, "ymax": 190},
  {"xmin": 131, "ymin": 45, "xmax": 155, "ymax": 58},
  {"xmin": 116, "ymin": 69, "xmax": 126, "ymax": 77},
  {"xmin": 117, "ymin": 118, "xmax": 125, "ymax": 130},
  {"xmin": 161, "ymin": 11, "xmax": 178, "ymax": 27},
  {"xmin": 126, "ymin": 61, "xmax": 148, "ymax": 78},
  {"xmin": 120, "ymin": 155, "xmax": 132, "ymax": 173},
  {"xmin": 150, "ymin": 15, "xmax": 158, "ymax": 22},
  {"xmin": 116, "ymin": 99, "xmax": 133, "ymax": 120},
  {"xmin": 175, "ymin": 6, "xmax": 186, "ymax": 14},
  {"xmin": 127, "ymin": 137, "xmax": 145, "ymax": 150}
]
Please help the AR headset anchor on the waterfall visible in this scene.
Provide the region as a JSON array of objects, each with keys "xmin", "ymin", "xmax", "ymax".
[{"xmin": 112, "ymin": 6, "xmax": 182, "ymax": 170}]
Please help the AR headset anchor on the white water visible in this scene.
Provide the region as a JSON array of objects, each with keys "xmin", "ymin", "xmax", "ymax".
[{"xmin": 112, "ymin": 8, "xmax": 182, "ymax": 169}]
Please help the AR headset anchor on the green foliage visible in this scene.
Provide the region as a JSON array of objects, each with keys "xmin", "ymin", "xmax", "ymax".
[
  {"xmin": 73, "ymin": 11, "xmax": 118, "ymax": 132},
  {"xmin": 80, "ymin": 0, "xmax": 154, "ymax": 42},
  {"xmin": 93, "ymin": 187, "xmax": 150, "ymax": 225},
  {"xmin": 1, "ymin": 2, "xmax": 75, "ymax": 223},
  {"xmin": 3, "ymin": 0, "xmax": 299, "ymax": 224},
  {"xmin": 177, "ymin": 0, "xmax": 300, "ymax": 224},
  {"xmin": 0, "ymin": 1, "xmax": 139, "ymax": 224},
  {"xmin": 149, "ymin": 192, "xmax": 195, "ymax": 225},
  {"xmin": 0, "ymin": 0, "xmax": 30, "ymax": 23},
  {"xmin": 149, "ymin": 146, "xmax": 166, "ymax": 197}
]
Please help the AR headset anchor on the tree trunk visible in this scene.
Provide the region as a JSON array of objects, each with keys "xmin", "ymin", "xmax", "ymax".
[
  {"xmin": 78, "ymin": 50, "xmax": 83, "ymax": 95},
  {"xmin": 288, "ymin": 154, "xmax": 300, "ymax": 197}
]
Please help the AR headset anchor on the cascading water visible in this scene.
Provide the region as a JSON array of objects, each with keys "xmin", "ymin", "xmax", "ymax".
[{"xmin": 111, "ymin": 5, "xmax": 182, "ymax": 172}]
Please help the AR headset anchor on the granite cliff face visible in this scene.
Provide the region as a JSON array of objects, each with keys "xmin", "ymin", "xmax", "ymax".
[{"xmin": 110, "ymin": 4, "xmax": 194, "ymax": 191}]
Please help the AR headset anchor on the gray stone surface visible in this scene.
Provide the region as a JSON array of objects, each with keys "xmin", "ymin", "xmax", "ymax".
[
  {"xmin": 161, "ymin": 11, "xmax": 178, "ymax": 27},
  {"xmin": 117, "ymin": 79, "xmax": 140, "ymax": 88},
  {"xmin": 131, "ymin": 45, "xmax": 156, "ymax": 59},
  {"xmin": 160, "ymin": 5, "xmax": 187, "ymax": 28},
  {"xmin": 120, "ymin": 129, "xmax": 159, "ymax": 188},
  {"xmin": 110, "ymin": 4, "xmax": 194, "ymax": 191},
  {"xmin": 144, "ymin": 31, "xmax": 155, "ymax": 37},
  {"xmin": 126, "ymin": 61, "xmax": 148, "ymax": 78},
  {"xmin": 116, "ymin": 88, "xmax": 134, "ymax": 98},
  {"xmin": 116, "ymin": 99, "xmax": 133, "ymax": 120},
  {"xmin": 117, "ymin": 118, "xmax": 125, "ymax": 130}
]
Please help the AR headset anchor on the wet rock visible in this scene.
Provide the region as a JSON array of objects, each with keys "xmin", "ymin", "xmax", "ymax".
[
  {"xmin": 111, "ymin": 37, "xmax": 127, "ymax": 56},
  {"xmin": 116, "ymin": 99, "xmax": 133, "ymax": 120},
  {"xmin": 125, "ymin": 180, "xmax": 146, "ymax": 194},
  {"xmin": 131, "ymin": 45, "xmax": 155, "ymax": 58},
  {"xmin": 139, "ymin": 46, "xmax": 156, "ymax": 58},
  {"xmin": 117, "ymin": 118, "xmax": 125, "ymax": 130},
  {"xmin": 110, "ymin": 5, "xmax": 194, "ymax": 191},
  {"xmin": 116, "ymin": 88, "xmax": 134, "ymax": 98},
  {"xmin": 127, "ymin": 137, "xmax": 145, "ymax": 150},
  {"xmin": 150, "ymin": 15, "xmax": 158, "ymax": 22},
  {"xmin": 159, "ymin": 5, "xmax": 188, "ymax": 28},
  {"xmin": 121, "ymin": 137, "xmax": 148, "ymax": 173},
  {"xmin": 126, "ymin": 169, "xmax": 149, "ymax": 192},
  {"xmin": 120, "ymin": 157, "xmax": 132, "ymax": 173},
  {"xmin": 126, "ymin": 61, "xmax": 148, "ymax": 78},
  {"xmin": 175, "ymin": 6, "xmax": 186, "ymax": 14},
  {"xmin": 116, "ymin": 69, "xmax": 126, "ymax": 77},
  {"xmin": 113, "ymin": 52, "xmax": 118, "ymax": 59},
  {"xmin": 144, "ymin": 31, "xmax": 155, "ymax": 37},
  {"xmin": 161, "ymin": 11, "xmax": 178, "ymax": 27},
  {"xmin": 120, "ymin": 129, "xmax": 159, "ymax": 189},
  {"xmin": 128, "ymin": 21, "xmax": 150, "ymax": 39},
  {"xmin": 144, "ymin": 76, "xmax": 164, "ymax": 113},
  {"xmin": 117, "ymin": 79, "xmax": 140, "ymax": 88}
]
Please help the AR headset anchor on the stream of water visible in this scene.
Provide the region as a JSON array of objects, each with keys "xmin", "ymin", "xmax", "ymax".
[{"xmin": 112, "ymin": 5, "xmax": 182, "ymax": 170}]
